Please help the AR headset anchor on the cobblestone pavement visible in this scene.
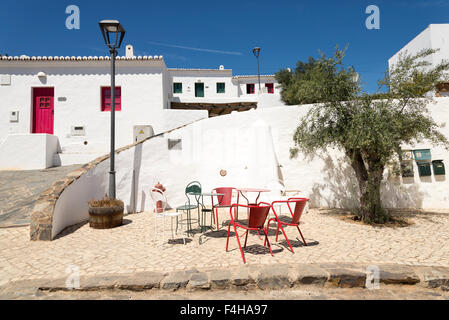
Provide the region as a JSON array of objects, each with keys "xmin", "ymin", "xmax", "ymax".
[
  {"xmin": 2, "ymin": 285, "xmax": 448, "ymax": 300},
  {"xmin": 1, "ymin": 207, "xmax": 449, "ymax": 288},
  {"xmin": 0, "ymin": 165, "xmax": 82, "ymax": 227}
]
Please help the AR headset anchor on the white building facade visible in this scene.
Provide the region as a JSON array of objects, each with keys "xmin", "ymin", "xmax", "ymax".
[
  {"xmin": 169, "ymin": 68, "xmax": 279, "ymax": 102},
  {"xmin": 0, "ymin": 47, "xmax": 281, "ymax": 170},
  {"xmin": 389, "ymin": 24, "xmax": 449, "ymax": 96}
]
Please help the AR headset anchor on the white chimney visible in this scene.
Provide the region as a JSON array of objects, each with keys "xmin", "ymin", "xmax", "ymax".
[
  {"xmin": 219, "ymin": 65, "xmax": 224, "ymax": 70},
  {"xmin": 126, "ymin": 45, "xmax": 134, "ymax": 58}
]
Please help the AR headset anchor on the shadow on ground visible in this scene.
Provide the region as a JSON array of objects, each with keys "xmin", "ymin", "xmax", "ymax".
[
  {"xmin": 316, "ymin": 207, "xmax": 449, "ymax": 228},
  {"xmin": 54, "ymin": 221, "xmax": 89, "ymax": 240},
  {"xmin": 167, "ymin": 238, "xmax": 193, "ymax": 245},
  {"xmin": 54, "ymin": 218, "xmax": 133, "ymax": 240}
]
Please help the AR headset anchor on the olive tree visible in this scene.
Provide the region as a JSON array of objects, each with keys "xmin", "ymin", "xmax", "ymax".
[{"xmin": 290, "ymin": 48, "xmax": 449, "ymax": 223}]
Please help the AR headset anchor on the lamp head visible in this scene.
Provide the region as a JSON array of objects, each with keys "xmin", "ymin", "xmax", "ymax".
[
  {"xmin": 252, "ymin": 47, "xmax": 261, "ymax": 57},
  {"xmin": 99, "ymin": 20, "xmax": 126, "ymax": 50}
]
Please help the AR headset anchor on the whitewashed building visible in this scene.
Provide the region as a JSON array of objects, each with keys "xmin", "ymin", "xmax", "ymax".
[
  {"xmin": 0, "ymin": 45, "xmax": 280, "ymax": 170},
  {"xmin": 389, "ymin": 24, "xmax": 449, "ymax": 96},
  {"xmin": 169, "ymin": 68, "xmax": 281, "ymax": 116}
]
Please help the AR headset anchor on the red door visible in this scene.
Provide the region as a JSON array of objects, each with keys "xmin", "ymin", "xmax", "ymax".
[{"xmin": 33, "ymin": 88, "xmax": 54, "ymax": 134}]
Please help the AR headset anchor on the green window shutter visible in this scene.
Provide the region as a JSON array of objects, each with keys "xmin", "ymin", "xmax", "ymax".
[
  {"xmin": 173, "ymin": 83, "xmax": 182, "ymax": 94},
  {"xmin": 432, "ymin": 160, "xmax": 445, "ymax": 175},
  {"xmin": 217, "ymin": 82, "xmax": 225, "ymax": 93},
  {"xmin": 417, "ymin": 162, "xmax": 432, "ymax": 177},
  {"xmin": 195, "ymin": 83, "xmax": 204, "ymax": 97}
]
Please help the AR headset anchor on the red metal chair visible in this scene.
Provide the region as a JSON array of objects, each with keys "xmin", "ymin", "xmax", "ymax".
[
  {"xmin": 265, "ymin": 198, "xmax": 309, "ymax": 253},
  {"xmin": 225, "ymin": 202, "xmax": 273, "ymax": 264},
  {"xmin": 211, "ymin": 187, "xmax": 239, "ymax": 229}
]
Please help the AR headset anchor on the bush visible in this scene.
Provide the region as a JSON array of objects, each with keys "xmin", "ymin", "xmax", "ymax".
[{"xmin": 88, "ymin": 195, "xmax": 124, "ymax": 208}]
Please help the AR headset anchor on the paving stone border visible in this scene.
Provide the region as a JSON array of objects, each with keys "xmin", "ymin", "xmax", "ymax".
[
  {"xmin": 4, "ymin": 263, "xmax": 447, "ymax": 294},
  {"xmin": 29, "ymin": 120, "xmax": 204, "ymax": 241}
]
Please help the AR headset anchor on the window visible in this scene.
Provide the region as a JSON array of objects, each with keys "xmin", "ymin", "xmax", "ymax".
[
  {"xmin": 265, "ymin": 83, "xmax": 274, "ymax": 94},
  {"xmin": 195, "ymin": 83, "xmax": 204, "ymax": 97},
  {"xmin": 246, "ymin": 83, "xmax": 255, "ymax": 94},
  {"xmin": 217, "ymin": 82, "xmax": 225, "ymax": 94},
  {"xmin": 39, "ymin": 97, "xmax": 52, "ymax": 108},
  {"xmin": 173, "ymin": 82, "xmax": 183, "ymax": 94},
  {"xmin": 101, "ymin": 87, "xmax": 121, "ymax": 111}
]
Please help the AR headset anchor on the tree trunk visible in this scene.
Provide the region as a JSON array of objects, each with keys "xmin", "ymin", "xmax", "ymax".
[
  {"xmin": 347, "ymin": 150, "xmax": 389, "ymax": 223},
  {"xmin": 359, "ymin": 166, "xmax": 388, "ymax": 223}
]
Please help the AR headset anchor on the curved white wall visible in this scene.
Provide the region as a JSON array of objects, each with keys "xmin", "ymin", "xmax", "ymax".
[
  {"xmin": 52, "ymin": 160, "xmax": 109, "ymax": 237},
  {"xmin": 51, "ymin": 99, "xmax": 449, "ymax": 238}
]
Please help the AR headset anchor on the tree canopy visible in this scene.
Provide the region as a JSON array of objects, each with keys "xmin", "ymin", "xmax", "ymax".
[
  {"xmin": 289, "ymin": 47, "xmax": 449, "ymax": 223},
  {"xmin": 275, "ymin": 48, "xmax": 358, "ymax": 105}
]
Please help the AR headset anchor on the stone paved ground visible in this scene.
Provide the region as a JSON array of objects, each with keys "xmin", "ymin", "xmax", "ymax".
[
  {"xmin": 0, "ymin": 165, "xmax": 82, "ymax": 227},
  {"xmin": 2, "ymin": 285, "xmax": 448, "ymax": 300},
  {"xmin": 1, "ymin": 207, "xmax": 449, "ymax": 288}
]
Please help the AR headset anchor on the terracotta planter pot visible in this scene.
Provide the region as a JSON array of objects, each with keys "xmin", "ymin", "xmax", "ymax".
[{"xmin": 88, "ymin": 205, "xmax": 124, "ymax": 229}]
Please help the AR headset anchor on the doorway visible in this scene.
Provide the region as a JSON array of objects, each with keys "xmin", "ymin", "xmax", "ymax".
[
  {"xmin": 195, "ymin": 83, "xmax": 204, "ymax": 97},
  {"xmin": 32, "ymin": 87, "xmax": 54, "ymax": 134}
]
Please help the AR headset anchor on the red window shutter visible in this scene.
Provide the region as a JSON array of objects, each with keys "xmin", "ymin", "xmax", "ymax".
[
  {"xmin": 265, "ymin": 83, "xmax": 274, "ymax": 94},
  {"xmin": 101, "ymin": 87, "xmax": 121, "ymax": 111},
  {"xmin": 247, "ymin": 83, "xmax": 255, "ymax": 94}
]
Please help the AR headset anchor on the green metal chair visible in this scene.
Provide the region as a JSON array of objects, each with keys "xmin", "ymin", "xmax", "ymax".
[{"xmin": 176, "ymin": 181, "xmax": 202, "ymax": 236}]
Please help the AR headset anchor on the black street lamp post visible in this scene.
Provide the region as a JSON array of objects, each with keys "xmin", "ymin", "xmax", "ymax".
[
  {"xmin": 252, "ymin": 47, "xmax": 261, "ymax": 91},
  {"xmin": 99, "ymin": 20, "xmax": 125, "ymax": 199}
]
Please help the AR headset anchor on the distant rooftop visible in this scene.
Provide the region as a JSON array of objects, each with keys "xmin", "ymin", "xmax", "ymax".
[
  {"xmin": 168, "ymin": 68, "xmax": 231, "ymax": 71},
  {"xmin": 0, "ymin": 55, "xmax": 164, "ymax": 61},
  {"xmin": 232, "ymin": 74, "xmax": 275, "ymax": 79}
]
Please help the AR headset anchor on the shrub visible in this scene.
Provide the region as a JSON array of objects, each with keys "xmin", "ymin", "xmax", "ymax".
[{"xmin": 88, "ymin": 195, "xmax": 124, "ymax": 208}]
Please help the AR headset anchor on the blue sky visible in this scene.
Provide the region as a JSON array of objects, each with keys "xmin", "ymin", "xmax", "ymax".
[{"xmin": 1, "ymin": 0, "xmax": 448, "ymax": 93}]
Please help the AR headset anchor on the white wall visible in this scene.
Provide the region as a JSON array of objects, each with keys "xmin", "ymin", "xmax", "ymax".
[
  {"xmin": 50, "ymin": 98, "xmax": 449, "ymax": 238},
  {"xmin": 429, "ymin": 24, "xmax": 449, "ymax": 70},
  {"xmin": 51, "ymin": 109, "xmax": 284, "ymax": 238},
  {"xmin": 0, "ymin": 61, "xmax": 165, "ymax": 152},
  {"xmin": 234, "ymin": 76, "xmax": 279, "ymax": 98},
  {"xmin": 162, "ymin": 64, "xmax": 171, "ymax": 110},
  {"xmin": 169, "ymin": 69, "xmax": 238, "ymax": 102},
  {"xmin": 0, "ymin": 60, "xmax": 209, "ymax": 168},
  {"xmin": 0, "ymin": 134, "xmax": 59, "ymax": 170},
  {"xmin": 388, "ymin": 25, "xmax": 432, "ymax": 70},
  {"xmin": 160, "ymin": 109, "xmax": 208, "ymax": 132},
  {"xmin": 168, "ymin": 69, "xmax": 281, "ymax": 107},
  {"xmin": 52, "ymin": 159, "xmax": 109, "ymax": 237},
  {"xmin": 388, "ymin": 24, "xmax": 449, "ymax": 73}
]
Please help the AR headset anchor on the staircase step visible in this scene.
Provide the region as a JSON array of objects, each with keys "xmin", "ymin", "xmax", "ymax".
[{"xmin": 53, "ymin": 153, "xmax": 106, "ymax": 166}]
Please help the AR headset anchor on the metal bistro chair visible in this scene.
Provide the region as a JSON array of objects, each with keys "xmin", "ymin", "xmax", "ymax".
[
  {"xmin": 265, "ymin": 197, "xmax": 309, "ymax": 253},
  {"xmin": 226, "ymin": 202, "xmax": 273, "ymax": 264},
  {"xmin": 150, "ymin": 188, "xmax": 186, "ymax": 247},
  {"xmin": 176, "ymin": 181, "xmax": 202, "ymax": 236},
  {"xmin": 211, "ymin": 187, "xmax": 239, "ymax": 230}
]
